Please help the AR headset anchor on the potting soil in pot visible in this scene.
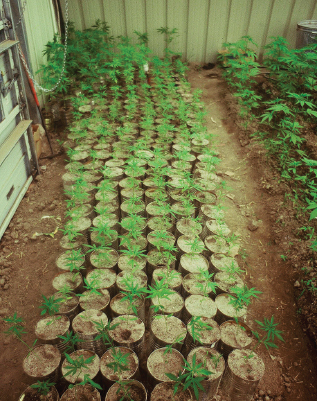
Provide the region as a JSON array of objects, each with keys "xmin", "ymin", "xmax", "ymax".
[
  {"xmin": 149, "ymin": 315, "xmax": 187, "ymax": 353},
  {"xmin": 19, "ymin": 385, "xmax": 60, "ymax": 401},
  {"xmin": 217, "ymin": 320, "xmax": 253, "ymax": 359},
  {"xmin": 183, "ymin": 294, "xmax": 217, "ymax": 323},
  {"xmin": 100, "ymin": 346, "xmax": 139, "ymax": 382},
  {"xmin": 72, "ymin": 309, "xmax": 108, "ymax": 355},
  {"xmin": 220, "ymin": 349, "xmax": 265, "ymax": 401},
  {"xmin": 147, "ymin": 347, "xmax": 184, "ymax": 384},
  {"xmin": 23, "ymin": 344, "xmax": 61, "ymax": 380},
  {"xmin": 105, "ymin": 380, "xmax": 147, "ymax": 401},
  {"xmin": 187, "ymin": 347, "xmax": 225, "ymax": 401},
  {"xmin": 109, "ymin": 315, "xmax": 145, "ymax": 356},
  {"xmin": 61, "ymin": 349, "xmax": 100, "ymax": 384}
]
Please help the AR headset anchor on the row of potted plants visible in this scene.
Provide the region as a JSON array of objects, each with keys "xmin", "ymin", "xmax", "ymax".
[{"xmin": 4, "ymin": 25, "xmax": 284, "ymax": 401}]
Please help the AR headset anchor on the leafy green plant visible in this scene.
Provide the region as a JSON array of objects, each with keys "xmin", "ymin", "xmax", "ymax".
[
  {"xmin": 248, "ymin": 316, "xmax": 284, "ymax": 356},
  {"xmin": 30, "ymin": 380, "xmax": 55, "ymax": 396},
  {"xmin": 3, "ymin": 313, "xmax": 37, "ymax": 354},
  {"xmin": 146, "ymin": 279, "xmax": 174, "ymax": 315},
  {"xmin": 195, "ymin": 270, "xmax": 218, "ymax": 297},
  {"xmin": 63, "ymin": 352, "xmax": 102, "ymax": 390},
  {"xmin": 93, "ymin": 320, "xmax": 120, "ymax": 349},
  {"xmin": 119, "ymin": 280, "xmax": 146, "ymax": 316},
  {"xmin": 229, "ymin": 285, "xmax": 262, "ymax": 311},
  {"xmin": 187, "ymin": 316, "xmax": 214, "ymax": 344},
  {"xmin": 58, "ymin": 331, "xmax": 83, "ymax": 354},
  {"xmin": 166, "ymin": 354, "xmax": 212, "ymax": 400},
  {"xmin": 39, "ymin": 294, "xmax": 62, "ymax": 316},
  {"xmin": 106, "ymin": 348, "xmax": 130, "ymax": 378}
]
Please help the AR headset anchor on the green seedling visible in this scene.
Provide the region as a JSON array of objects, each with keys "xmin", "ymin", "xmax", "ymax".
[
  {"xmin": 146, "ymin": 279, "xmax": 174, "ymax": 315},
  {"xmin": 229, "ymin": 285, "xmax": 262, "ymax": 311},
  {"xmin": 196, "ymin": 270, "xmax": 218, "ymax": 297},
  {"xmin": 188, "ymin": 316, "xmax": 214, "ymax": 345},
  {"xmin": 166, "ymin": 354, "xmax": 212, "ymax": 400},
  {"xmin": 30, "ymin": 380, "xmax": 55, "ymax": 396},
  {"xmin": 58, "ymin": 331, "xmax": 83, "ymax": 354},
  {"xmin": 3, "ymin": 313, "xmax": 37, "ymax": 355},
  {"xmin": 106, "ymin": 348, "xmax": 130, "ymax": 378},
  {"xmin": 119, "ymin": 281, "xmax": 147, "ymax": 316},
  {"xmin": 63, "ymin": 352, "xmax": 102, "ymax": 390},
  {"xmin": 93, "ymin": 320, "xmax": 120, "ymax": 348},
  {"xmin": 39, "ymin": 295, "xmax": 62, "ymax": 316},
  {"xmin": 247, "ymin": 316, "xmax": 284, "ymax": 358},
  {"xmin": 185, "ymin": 237, "xmax": 206, "ymax": 254}
]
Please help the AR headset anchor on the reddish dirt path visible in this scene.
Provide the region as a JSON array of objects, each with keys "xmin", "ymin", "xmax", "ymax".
[{"xmin": 188, "ymin": 66, "xmax": 317, "ymax": 400}]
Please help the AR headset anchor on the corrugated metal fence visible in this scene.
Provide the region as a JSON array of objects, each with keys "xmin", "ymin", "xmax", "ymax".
[{"xmin": 59, "ymin": 0, "xmax": 317, "ymax": 62}]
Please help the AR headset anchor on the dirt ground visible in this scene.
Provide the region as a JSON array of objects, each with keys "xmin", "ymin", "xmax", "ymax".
[{"xmin": 0, "ymin": 67, "xmax": 317, "ymax": 401}]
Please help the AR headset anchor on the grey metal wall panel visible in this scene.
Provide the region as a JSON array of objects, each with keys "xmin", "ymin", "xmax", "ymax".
[
  {"xmin": 125, "ymin": 0, "xmax": 146, "ymax": 43},
  {"xmin": 167, "ymin": 0, "xmax": 189, "ymax": 59},
  {"xmin": 146, "ymin": 0, "xmax": 166, "ymax": 58},
  {"xmin": 186, "ymin": 0, "xmax": 210, "ymax": 63},
  {"xmin": 22, "ymin": 0, "xmax": 58, "ymax": 105},
  {"xmin": 103, "ymin": 0, "xmax": 127, "ymax": 39}
]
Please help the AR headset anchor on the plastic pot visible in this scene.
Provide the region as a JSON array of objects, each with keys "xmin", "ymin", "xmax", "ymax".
[
  {"xmin": 60, "ymin": 383, "xmax": 101, "ymax": 401},
  {"xmin": 52, "ymin": 272, "xmax": 83, "ymax": 293},
  {"xmin": 79, "ymin": 289, "xmax": 111, "ymax": 313},
  {"xmin": 147, "ymin": 347, "xmax": 184, "ymax": 388},
  {"xmin": 35, "ymin": 315, "xmax": 70, "ymax": 353},
  {"xmin": 151, "ymin": 382, "xmax": 194, "ymax": 401},
  {"xmin": 179, "ymin": 253, "xmax": 209, "ymax": 277}
]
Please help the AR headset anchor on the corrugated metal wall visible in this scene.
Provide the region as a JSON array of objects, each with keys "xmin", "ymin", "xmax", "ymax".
[
  {"xmin": 59, "ymin": 0, "xmax": 317, "ymax": 62},
  {"xmin": 22, "ymin": 0, "xmax": 58, "ymax": 104}
]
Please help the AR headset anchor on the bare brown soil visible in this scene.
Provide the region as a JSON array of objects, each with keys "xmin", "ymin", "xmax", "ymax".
[{"xmin": 0, "ymin": 66, "xmax": 317, "ymax": 401}]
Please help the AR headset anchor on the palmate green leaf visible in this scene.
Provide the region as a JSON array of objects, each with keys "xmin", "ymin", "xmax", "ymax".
[
  {"xmin": 255, "ymin": 316, "xmax": 284, "ymax": 346},
  {"xmin": 309, "ymin": 208, "xmax": 317, "ymax": 221},
  {"xmin": 165, "ymin": 373, "xmax": 178, "ymax": 381},
  {"xmin": 81, "ymin": 374, "xmax": 103, "ymax": 390},
  {"xmin": 64, "ymin": 352, "xmax": 75, "ymax": 365},
  {"xmin": 263, "ymin": 341, "xmax": 278, "ymax": 349}
]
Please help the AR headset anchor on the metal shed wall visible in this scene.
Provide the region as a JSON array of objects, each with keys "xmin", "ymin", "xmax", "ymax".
[
  {"xmin": 21, "ymin": 0, "xmax": 58, "ymax": 105},
  {"xmin": 58, "ymin": 0, "xmax": 317, "ymax": 62}
]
